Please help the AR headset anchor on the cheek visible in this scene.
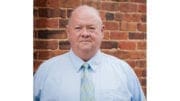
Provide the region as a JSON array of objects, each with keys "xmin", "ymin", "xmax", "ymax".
[
  {"xmin": 94, "ymin": 33, "xmax": 103, "ymax": 41},
  {"xmin": 68, "ymin": 33, "xmax": 79, "ymax": 43}
]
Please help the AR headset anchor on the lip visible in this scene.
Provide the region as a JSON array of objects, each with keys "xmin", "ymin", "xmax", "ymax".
[
  {"xmin": 80, "ymin": 41, "xmax": 92, "ymax": 45},
  {"xmin": 80, "ymin": 40, "xmax": 91, "ymax": 42}
]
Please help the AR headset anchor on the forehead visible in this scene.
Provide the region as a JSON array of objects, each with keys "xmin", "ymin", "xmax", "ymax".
[
  {"xmin": 71, "ymin": 15, "xmax": 99, "ymax": 26},
  {"xmin": 69, "ymin": 8, "xmax": 101, "ymax": 26}
]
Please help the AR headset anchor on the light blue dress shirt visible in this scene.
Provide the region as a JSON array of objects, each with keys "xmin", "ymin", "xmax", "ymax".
[{"xmin": 34, "ymin": 50, "xmax": 145, "ymax": 101}]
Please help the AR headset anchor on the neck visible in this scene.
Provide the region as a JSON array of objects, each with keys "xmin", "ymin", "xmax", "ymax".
[{"xmin": 72, "ymin": 49, "xmax": 98, "ymax": 62}]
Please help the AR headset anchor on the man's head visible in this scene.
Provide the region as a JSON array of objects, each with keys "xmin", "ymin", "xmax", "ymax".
[{"xmin": 66, "ymin": 5, "xmax": 104, "ymax": 61}]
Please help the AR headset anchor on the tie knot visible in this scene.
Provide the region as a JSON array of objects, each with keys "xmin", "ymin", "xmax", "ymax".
[{"xmin": 82, "ymin": 63, "xmax": 90, "ymax": 70}]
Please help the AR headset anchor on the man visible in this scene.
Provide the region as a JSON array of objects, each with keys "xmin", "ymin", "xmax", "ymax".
[{"xmin": 34, "ymin": 5, "xmax": 146, "ymax": 101}]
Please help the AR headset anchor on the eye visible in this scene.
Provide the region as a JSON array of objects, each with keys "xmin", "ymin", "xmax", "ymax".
[
  {"xmin": 87, "ymin": 26, "xmax": 96, "ymax": 32},
  {"xmin": 89, "ymin": 26, "xmax": 95, "ymax": 30},
  {"xmin": 75, "ymin": 26, "xmax": 82, "ymax": 30}
]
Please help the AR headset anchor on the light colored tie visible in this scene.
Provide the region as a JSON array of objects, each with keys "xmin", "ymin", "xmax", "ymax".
[{"xmin": 80, "ymin": 63, "xmax": 95, "ymax": 101}]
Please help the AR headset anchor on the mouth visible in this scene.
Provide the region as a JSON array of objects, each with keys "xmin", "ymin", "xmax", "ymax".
[
  {"xmin": 80, "ymin": 40, "xmax": 91, "ymax": 42},
  {"xmin": 80, "ymin": 41, "xmax": 92, "ymax": 45}
]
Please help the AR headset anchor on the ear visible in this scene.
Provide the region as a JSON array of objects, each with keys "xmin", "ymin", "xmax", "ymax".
[
  {"xmin": 101, "ymin": 24, "xmax": 104, "ymax": 32},
  {"xmin": 101, "ymin": 25, "xmax": 105, "ymax": 38}
]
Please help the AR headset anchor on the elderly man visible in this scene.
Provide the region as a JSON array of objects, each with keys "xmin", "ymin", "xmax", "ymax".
[{"xmin": 34, "ymin": 5, "xmax": 145, "ymax": 101}]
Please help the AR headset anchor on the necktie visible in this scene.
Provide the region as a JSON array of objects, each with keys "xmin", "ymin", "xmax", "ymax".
[{"xmin": 80, "ymin": 63, "xmax": 95, "ymax": 101}]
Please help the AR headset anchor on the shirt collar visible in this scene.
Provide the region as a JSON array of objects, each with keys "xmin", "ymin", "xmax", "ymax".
[{"xmin": 69, "ymin": 49, "xmax": 102, "ymax": 72}]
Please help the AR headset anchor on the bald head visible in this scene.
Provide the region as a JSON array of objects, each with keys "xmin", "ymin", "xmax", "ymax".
[
  {"xmin": 68, "ymin": 5, "xmax": 102, "ymax": 27},
  {"xmin": 66, "ymin": 5, "xmax": 104, "ymax": 61}
]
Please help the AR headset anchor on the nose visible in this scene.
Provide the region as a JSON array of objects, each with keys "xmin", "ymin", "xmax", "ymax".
[{"xmin": 81, "ymin": 28, "xmax": 90, "ymax": 38}]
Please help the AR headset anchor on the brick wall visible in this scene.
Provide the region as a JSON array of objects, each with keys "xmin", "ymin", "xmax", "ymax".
[{"xmin": 34, "ymin": 0, "xmax": 146, "ymax": 95}]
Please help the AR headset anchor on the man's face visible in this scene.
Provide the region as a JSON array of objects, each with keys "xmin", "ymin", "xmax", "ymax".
[{"xmin": 67, "ymin": 12, "xmax": 104, "ymax": 54}]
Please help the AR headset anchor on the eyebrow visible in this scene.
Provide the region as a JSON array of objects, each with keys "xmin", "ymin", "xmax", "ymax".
[{"xmin": 72, "ymin": 24, "xmax": 96, "ymax": 27}]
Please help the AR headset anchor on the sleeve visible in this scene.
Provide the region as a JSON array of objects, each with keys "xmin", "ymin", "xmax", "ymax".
[
  {"xmin": 122, "ymin": 61, "xmax": 146, "ymax": 101},
  {"xmin": 33, "ymin": 62, "xmax": 49, "ymax": 101}
]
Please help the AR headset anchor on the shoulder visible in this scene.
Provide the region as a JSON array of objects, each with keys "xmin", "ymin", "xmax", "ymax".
[
  {"xmin": 100, "ymin": 52, "xmax": 134, "ymax": 74},
  {"xmin": 100, "ymin": 52, "xmax": 128, "ymax": 66},
  {"xmin": 43, "ymin": 52, "xmax": 69, "ymax": 66},
  {"xmin": 34, "ymin": 52, "xmax": 69, "ymax": 77},
  {"xmin": 34, "ymin": 52, "xmax": 70, "ymax": 89},
  {"xmin": 101, "ymin": 52, "xmax": 140, "ymax": 84},
  {"xmin": 39, "ymin": 51, "xmax": 70, "ymax": 69}
]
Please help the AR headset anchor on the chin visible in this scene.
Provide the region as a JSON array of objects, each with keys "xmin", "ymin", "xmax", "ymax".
[
  {"xmin": 79, "ymin": 44, "xmax": 92, "ymax": 49},
  {"xmin": 80, "ymin": 47, "xmax": 92, "ymax": 51}
]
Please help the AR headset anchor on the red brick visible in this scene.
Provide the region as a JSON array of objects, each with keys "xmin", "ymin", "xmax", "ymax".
[
  {"xmin": 59, "ymin": 19, "xmax": 68, "ymax": 28},
  {"xmin": 137, "ymin": 23, "xmax": 146, "ymax": 32},
  {"xmin": 120, "ymin": 21, "xmax": 128, "ymax": 31},
  {"xmin": 112, "ymin": 0, "xmax": 129, "ymax": 2},
  {"xmin": 38, "ymin": 8, "xmax": 48, "ymax": 17},
  {"xmin": 34, "ymin": 19, "xmax": 59, "ymax": 28},
  {"xmin": 100, "ymin": 11, "xmax": 106, "ymax": 21},
  {"xmin": 106, "ymin": 12, "xmax": 114, "ymax": 20},
  {"xmin": 115, "ymin": 50, "xmax": 130, "ymax": 59},
  {"xmin": 129, "ymin": 51, "xmax": 146, "ymax": 59},
  {"xmin": 119, "ymin": 41, "xmax": 136, "ymax": 50},
  {"xmin": 123, "ymin": 14, "xmax": 141, "ymax": 22},
  {"xmin": 34, "ymin": 0, "xmax": 60, "ymax": 8},
  {"xmin": 129, "ymin": 32, "xmax": 146, "ymax": 39},
  {"xmin": 37, "ymin": 50, "xmax": 53, "ymax": 60},
  {"xmin": 38, "ymin": 8, "xmax": 60, "ymax": 18},
  {"xmin": 119, "ymin": 3, "xmax": 137, "ymax": 12},
  {"xmin": 34, "ymin": 8, "xmax": 38, "ymax": 17},
  {"xmin": 137, "ymin": 41, "xmax": 146, "ymax": 50},
  {"xmin": 142, "ymin": 69, "xmax": 146, "ymax": 77},
  {"xmin": 34, "ymin": 19, "xmax": 46, "ymax": 28},
  {"xmin": 46, "ymin": 19, "xmax": 59, "ymax": 28},
  {"xmin": 127, "ymin": 22, "xmax": 137, "ymax": 31},
  {"xmin": 103, "ymin": 31, "xmax": 110, "ymax": 40},
  {"xmin": 34, "ymin": 30, "xmax": 38, "ymax": 39},
  {"xmin": 110, "ymin": 31, "xmax": 128, "ymax": 40},
  {"xmin": 36, "ymin": 30, "xmax": 67, "ymax": 39},
  {"xmin": 59, "ymin": 0, "xmax": 81, "ymax": 8},
  {"xmin": 141, "ymin": 14, "xmax": 146, "ymax": 22},
  {"xmin": 104, "ymin": 21, "xmax": 119, "ymax": 30},
  {"xmin": 101, "ymin": 41, "xmax": 118, "ymax": 49},
  {"xmin": 60, "ymin": 9, "xmax": 67, "ymax": 18},
  {"xmin": 82, "ymin": 0, "xmax": 101, "ymax": 9},
  {"xmin": 101, "ymin": 2, "xmax": 120, "ymax": 11},
  {"xmin": 34, "ymin": 51, "xmax": 38, "ymax": 59},
  {"xmin": 47, "ymin": 0, "xmax": 59, "ymax": 8},
  {"xmin": 136, "ymin": 60, "xmax": 146, "ymax": 68},
  {"xmin": 138, "ymin": 4, "xmax": 146, "ymax": 13},
  {"xmin": 34, "ymin": 40, "xmax": 58, "ymax": 50},
  {"xmin": 130, "ymin": 0, "xmax": 146, "ymax": 3},
  {"xmin": 59, "ymin": 41, "xmax": 70, "ymax": 50},
  {"xmin": 114, "ymin": 13, "xmax": 123, "ymax": 21},
  {"xmin": 34, "ymin": 0, "xmax": 47, "ymax": 7}
]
